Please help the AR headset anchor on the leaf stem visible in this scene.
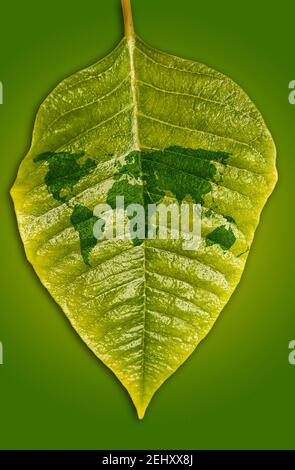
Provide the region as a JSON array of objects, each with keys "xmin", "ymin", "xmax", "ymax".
[{"xmin": 121, "ymin": 0, "xmax": 134, "ymax": 38}]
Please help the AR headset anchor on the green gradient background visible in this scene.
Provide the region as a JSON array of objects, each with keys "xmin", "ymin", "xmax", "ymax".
[{"xmin": 0, "ymin": 0, "xmax": 294, "ymax": 450}]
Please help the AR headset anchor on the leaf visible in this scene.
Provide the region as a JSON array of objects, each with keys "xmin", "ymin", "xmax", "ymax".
[{"xmin": 11, "ymin": 0, "xmax": 277, "ymax": 419}]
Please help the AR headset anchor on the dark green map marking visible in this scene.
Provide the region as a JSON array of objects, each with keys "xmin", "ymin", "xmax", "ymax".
[
  {"xmin": 35, "ymin": 146, "xmax": 236, "ymax": 266},
  {"xmin": 34, "ymin": 151, "xmax": 97, "ymax": 265},
  {"xmin": 34, "ymin": 151, "xmax": 96, "ymax": 203}
]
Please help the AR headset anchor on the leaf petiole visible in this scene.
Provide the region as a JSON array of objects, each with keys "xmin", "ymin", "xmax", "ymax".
[{"xmin": 121, "ymin": 0, "xmax": 134, "ymax": 38}]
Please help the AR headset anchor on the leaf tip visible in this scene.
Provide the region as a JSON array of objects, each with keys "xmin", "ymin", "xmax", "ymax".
[
  {"xmin": 136, "ymin": 406, "xmax": 147, "ymax": 420},
  {"xmin": 131, "ymin": 392, "xmax": 152, "ymax": 420}
]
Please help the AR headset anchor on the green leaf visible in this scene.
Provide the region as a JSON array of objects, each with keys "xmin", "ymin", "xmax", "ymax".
[{"xmin": 11, "ymin": 0, "xmax": 277, "ymax": 419}]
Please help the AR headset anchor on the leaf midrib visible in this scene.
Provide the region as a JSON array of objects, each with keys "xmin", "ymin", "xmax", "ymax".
[{"xmin": 127, "ymin": 35, "xmax": 147, "ymax": 407}]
